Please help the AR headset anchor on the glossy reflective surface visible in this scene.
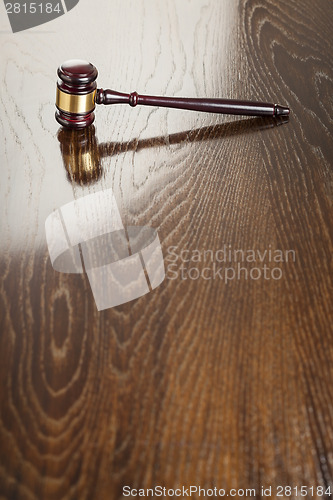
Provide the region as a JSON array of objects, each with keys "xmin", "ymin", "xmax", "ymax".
[{"xmin": 0, "ymin": 0, "xmax": 332, "ymax": 498}]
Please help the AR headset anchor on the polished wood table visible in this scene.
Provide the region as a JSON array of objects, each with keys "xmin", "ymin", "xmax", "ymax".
[{"xmin": 0, "ymin": 0, "xmax": 332, "ymax": 499}]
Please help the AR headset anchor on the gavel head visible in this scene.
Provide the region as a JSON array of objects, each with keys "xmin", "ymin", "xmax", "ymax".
[{"xmin": 55, "ymin": 60, "xmax": 98, "ymax": 129}]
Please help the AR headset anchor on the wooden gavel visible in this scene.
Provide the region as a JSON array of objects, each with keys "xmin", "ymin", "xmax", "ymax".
[{"xmin": 55, "ymin": 59, "xmax": 290, "ymax": 129}]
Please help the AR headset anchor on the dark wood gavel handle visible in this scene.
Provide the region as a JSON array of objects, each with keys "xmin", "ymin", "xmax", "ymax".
[{"xmin": 95, "ymin": 88, "xmax": 289, "ymax": 117}]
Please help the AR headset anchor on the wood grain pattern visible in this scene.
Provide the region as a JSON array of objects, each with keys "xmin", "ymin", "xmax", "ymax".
[{"xmin": 0, "ymin": 0, "xmax": 332, "ymax": 499}]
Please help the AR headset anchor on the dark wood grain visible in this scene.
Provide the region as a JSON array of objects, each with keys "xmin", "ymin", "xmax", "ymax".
[{"xmin": 0, "ymin": 0, "xmax": 332, "ymax": 499}]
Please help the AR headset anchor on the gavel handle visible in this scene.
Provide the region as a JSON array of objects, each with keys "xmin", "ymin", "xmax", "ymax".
[{"xmin": 95, "ymin": 88, "xmax": 289, "ymax": 117}]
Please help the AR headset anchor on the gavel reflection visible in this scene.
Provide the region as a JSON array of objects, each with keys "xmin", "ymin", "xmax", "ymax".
[
  {"xmin": 58, "ymin": 126, "xmax": 101, "ymax": 184},
  {"xmin": 58, "ymin": 116, "xmax": 289, "ymax": 185}
]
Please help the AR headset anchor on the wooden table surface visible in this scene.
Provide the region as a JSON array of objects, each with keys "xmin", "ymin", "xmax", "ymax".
[{"xmin": 0, "ymin": 0, "xmax": 332, "ymax": 499}]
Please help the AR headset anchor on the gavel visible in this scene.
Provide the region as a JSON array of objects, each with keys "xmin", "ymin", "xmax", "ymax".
[{"xmin": 55, "ymin": 59, "xmax": 290, "ymax": 129}]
